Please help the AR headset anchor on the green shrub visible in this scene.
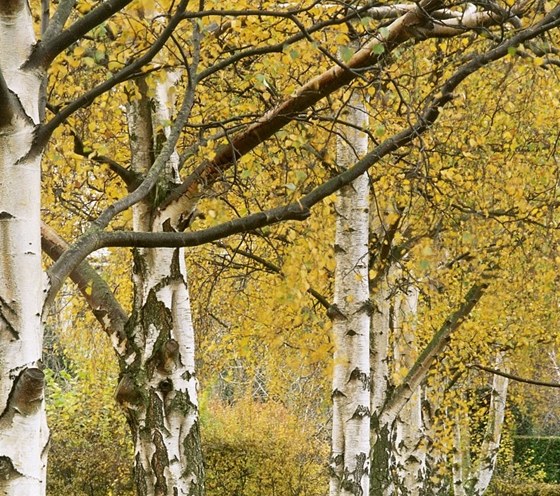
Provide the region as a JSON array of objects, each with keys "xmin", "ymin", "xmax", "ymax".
[
  {"xmin": 488, "ymin": 482, "xmax": 560, "ymax": 495},
  {"xmin": 514, "ymin": 436, "xmax": 560, "ymax": 483}
]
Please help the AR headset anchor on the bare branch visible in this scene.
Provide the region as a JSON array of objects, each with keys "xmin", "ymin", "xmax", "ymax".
[
  {"xmin": 28, "ymin": 0, "xmax": 133, "ymax": 68},
  {"xmin": 71, "ymin": 130, "xmax": 140, "ymax": 189},
  {"xmin": 41, "ymin": 0, "xmax": 76, "ymax": 41},
  {"xmin": 473, "ymin": 363, "xmax": 560, "ymax": 388}
]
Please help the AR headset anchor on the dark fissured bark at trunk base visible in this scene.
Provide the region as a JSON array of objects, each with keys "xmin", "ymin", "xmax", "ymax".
[
  {"xmin": 117, "ymin": 252, "xmax": 204, "ymax": 496},
  {"xmin": 370, "ymin": 419, "xmax": 391, "ymax": 496}
]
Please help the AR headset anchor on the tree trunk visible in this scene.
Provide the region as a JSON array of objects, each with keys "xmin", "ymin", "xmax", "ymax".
[
  {"xmin": 391, "ymin": 285, "xmax": 428, "ymax": 496},
  {"xmin": 369, "ymin": 276, "xmax": 393, "ymax": 496},
  {"xmin": 121, "ymin": 246, "xmax": 203, "ymax": 496},
  {"xmin": 0, "ymin": 2, "xmax": 48, "ymax": 494},
  {"xmin": 469, "ymin": 356, "xmax": 509, "ymax": 495},
  {"xmin": 452, "ymin": 354, "xmax": 509, "ymax": 496},
  {"xmin": 329, "ymin": 86, "xmax": 371, "ymax": 496},
  {"xmin": 115, "ymin": 75, "xmax": 203, "ymax": 496}
]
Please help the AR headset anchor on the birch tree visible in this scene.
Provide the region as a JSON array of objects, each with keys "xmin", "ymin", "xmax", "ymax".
[
  {"xmin": 452, "ymin": 359, "xmax": 509, "ymax": 496},
  {"xmin": 0, "ymin": 3, "xmax": 47, "ymax": 493},
  {"xmin": 1, "ymin": 1, "xmax": 560, "ymax": 495},
  {"xmin": 330, "ymin": 85, "xmax": 371, "ymax": 496}
]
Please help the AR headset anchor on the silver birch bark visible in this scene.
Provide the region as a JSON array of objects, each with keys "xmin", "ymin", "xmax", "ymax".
[
  {"xmin": 391, "ymin": 285, "xmax": 428, "ymax": 496},
  {"xmin": 470, "ymin": 371, "xmax": 508, "ymax": 494},
  {"xmin": 0, "ymin": 2, "xmax": 48, "ymax": 494},
  {"xmin": 469, "ymin": 356, "xmax": 509, "ymax": 495},
  {"xmin": 116, "ymin": 75, "xmax": 203, "ymax": 496},
  {"xmin": 369, "ymin": 272, "xmax": 393, "ymax": 496},
  {"xmin": 453, "ymin": 413, "xmax": 469, "ymax": 496},
  {"xmin": 329, "ymin": 87, "xmax": 371, "ymax": 496},
  {"xmin": 452, "ymin": 355, "xmax": 509, "ymax": 496}
]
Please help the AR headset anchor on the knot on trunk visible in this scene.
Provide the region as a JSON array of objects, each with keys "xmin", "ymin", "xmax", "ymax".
[
  {"xmin": 116, "ymin": 374, "xmax": 143, "ymax": 409},
  {"xmin": 157, "ymin": 339, "xmax": 179, "ymax": 374},
  {"xmin": 12, "ymin": 367, "xmax": 44, "ymax": 416}
]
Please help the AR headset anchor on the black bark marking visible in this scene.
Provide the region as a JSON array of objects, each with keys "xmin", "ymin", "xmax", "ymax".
[
  {"xmin": 11, "ymin": 367, "xmax": 44, "ymax": 415},
  {"xmin": 0, "ymin": 368, "xmax": 44, "ymax": 420},
  {"xmin": 349, "ymin": 367, "xmax": 370, "ymax": 389},
  {"xmin": 115, "ymin": 374, "xmax": 143, "ymax": 408},
  {"xmin": 370, "ymin": 420, "xmax": 392, "ymax": 496},
  {"xmin": 0, "ymin": 211, "xmax": 14, "ymax": 220},
  {"xmin": 351, "ymin": 405, "xmax": 371, "ymax": 420},
  {"xmin": 341, "ymin": 451, "xmax": 368, "ymax": 496},
  {"xmin": 0, "ymin": 456, "xmax": 22, "ymax": 481},
  {"xmin": 332, "ymin": 388, "xmax": 347, "ymax": 399},
  {"xmin": 142, "ymin": 289, "xmax": 174, "ymax": 377},
  {"xmin": 157, "ymin": 339, "xmax": 179, "ymax": 373},
  {"xmin": 134, "ymin": 452, "xmax": 148, "ymax": 496}
]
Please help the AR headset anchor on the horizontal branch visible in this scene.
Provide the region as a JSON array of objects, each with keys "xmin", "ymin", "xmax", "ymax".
[{"xmin": 473, "ymin": 364, "xmax": 560, "ymax": 389}]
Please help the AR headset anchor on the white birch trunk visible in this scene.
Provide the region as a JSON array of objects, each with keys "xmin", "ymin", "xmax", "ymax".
[
  {"xmin": 391, "ymin": 285, "xmax": 428, "ymax": 496},
  {"xmin": 452, "ymin": 355, "xmax": 509, "ymax": 496},
  {"xmin": 118, "ymin": 74, "xmax": 203, "ymax": 496},
  {"xmin": 452, "ymin": 414, "xmax": 468, "ymax": 496},
  {"xmin": 0, "ymin": 2, "xmax": 48, "ymax": 495},
  {"xmin": 369, "ymin": 275, "xmax": 393, "ymax": 496},
  {"xmin": 329, "ymin": 87, "xmax": 371, "ymax": 496},
  {"xmin": 470, "ymin": 359, "xmax": 508, "ymax": 495}
]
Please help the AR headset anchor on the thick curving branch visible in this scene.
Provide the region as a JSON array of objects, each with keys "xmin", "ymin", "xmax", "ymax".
[
  {"xmin": 27, "ymin": 0, "xmax": 133, "ymax": 69},
  {"xmin": 161, "ymin": 0, "xmax": 525, "ymax": 217}
]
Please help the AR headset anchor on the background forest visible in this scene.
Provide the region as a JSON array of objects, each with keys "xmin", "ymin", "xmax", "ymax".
[{"xmin": 1, "ymin": 0, "xmax": 560, "ymax": 495}]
